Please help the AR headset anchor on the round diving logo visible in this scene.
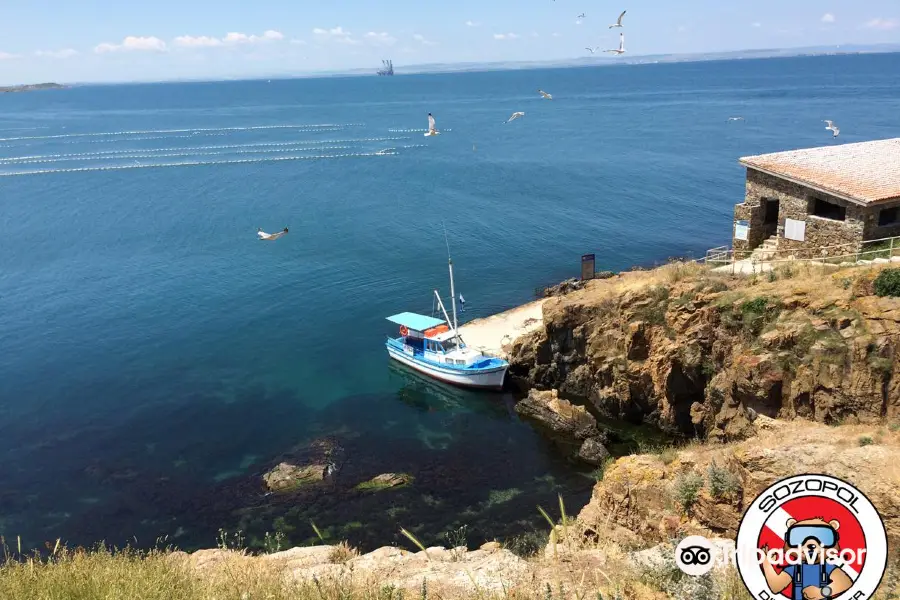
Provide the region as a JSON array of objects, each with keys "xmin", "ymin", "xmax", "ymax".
[{"xmin": 735, "ymin": 474, "xmax": 888, "ymax": 600}]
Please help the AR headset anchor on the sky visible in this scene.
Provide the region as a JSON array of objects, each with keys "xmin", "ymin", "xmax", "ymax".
[{"xmin": 1, "ymin": 0, "xmax": 899, "ymax": 84}]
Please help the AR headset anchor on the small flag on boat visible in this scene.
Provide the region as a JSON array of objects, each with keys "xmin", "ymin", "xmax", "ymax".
[{"xmin": 459, "ymin": 294, "xmax": 466, "ymax": 311}]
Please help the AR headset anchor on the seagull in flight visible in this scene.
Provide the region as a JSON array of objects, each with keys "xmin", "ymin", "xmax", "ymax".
[
  {"xmin": 824, "ymin": 120, "xmax": 840, "ymax": 138},
  {"xmin": 605, "ymin": 33, "xmax": 626, "ymax": 55},
  {"xmin": 424, "ymin": 112, "xmax": 441, "ymax": 137},
  {"xmin": 577, "ymin": 13, "xmax": 586, "ymax": 19},
  {"xmin": 728, "ymin": 116, "xmax": 745, "ymax": 121},
  {"xmin": 538, "ymin": 89, "xmax": 553, "ymax": 100},
  {"xmin": 258, "ymin": 227, "xmax": 289, "ymax": 241},
  {"xmin": 505, "ymin": 112, "xmax": 525, "ymax": 123},
  {"xmin": 609, "ymin": 10, "xmax": 627, "ymax": 28},
  {"xmin": 586, "ymin": 46, "xmax": 599, "ymax": 54}
]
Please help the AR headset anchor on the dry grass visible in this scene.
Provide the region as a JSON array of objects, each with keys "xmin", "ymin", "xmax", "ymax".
[{"xmin": 328, "ymin": 541, "xmax": 359, "ymax": 564}]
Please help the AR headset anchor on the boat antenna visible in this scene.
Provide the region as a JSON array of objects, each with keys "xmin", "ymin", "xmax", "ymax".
[{"xmin": 442, "ymin": 222, "xmax": 460, "ymax": 341}]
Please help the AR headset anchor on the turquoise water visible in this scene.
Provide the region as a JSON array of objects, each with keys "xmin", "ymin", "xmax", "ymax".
[{"xmin": 1, "ymin": 53, "xmax": 899, "ymax": 551}]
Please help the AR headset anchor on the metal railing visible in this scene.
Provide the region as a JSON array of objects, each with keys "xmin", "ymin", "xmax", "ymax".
[{"xmin": 701, "ymin": 234, "xmax": 900, "ymax": 272}]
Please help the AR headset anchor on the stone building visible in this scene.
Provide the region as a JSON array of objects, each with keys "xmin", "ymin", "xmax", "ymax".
[{"xmin": 732, "ymin": 138, "xmax": 900, "ymax": 259}]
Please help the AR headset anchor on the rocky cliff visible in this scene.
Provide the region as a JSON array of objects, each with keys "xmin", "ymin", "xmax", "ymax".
[
  {"xmin": 511, "ymin": 263, "xmax": 899, "ymax": 441},
  {"xmin": 577, "ymin": 417, "xmax": 900, "ymax": 547}
]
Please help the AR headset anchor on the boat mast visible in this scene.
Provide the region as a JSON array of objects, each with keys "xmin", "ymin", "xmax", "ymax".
[
  {"xmin": 449, "ymin": 257, "xmax": 459, "ymax": 335},
  {"xmin": 443, "ymin": 225, "xmax": 460, "ymax": 343}
]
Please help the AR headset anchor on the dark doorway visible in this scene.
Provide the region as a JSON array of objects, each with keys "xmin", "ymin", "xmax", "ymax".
[{"xmin": 763, "ymin": 199, "xmax": 780, "ymax": 238}]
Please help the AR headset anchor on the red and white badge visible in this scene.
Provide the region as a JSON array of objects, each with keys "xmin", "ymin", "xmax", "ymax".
[{"xmin": 735, "ymin": 474, "xmax": 888, "ymax": 600}]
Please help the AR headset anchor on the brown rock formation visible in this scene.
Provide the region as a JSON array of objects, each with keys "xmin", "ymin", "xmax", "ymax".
[
  {"xmin": 510, "ymin": 264, "xmax": 899, "ymax": 440},
  {"xmin": 263, "ymin": 462, "xmax": 326, "ymax": 492},
  {"xmin": 577, "ymin": 418, "xmax": 900, "ymax": 546},
  {"xmin": 514, "ymin": 389, "xmax": 610, "ymax": 465}
]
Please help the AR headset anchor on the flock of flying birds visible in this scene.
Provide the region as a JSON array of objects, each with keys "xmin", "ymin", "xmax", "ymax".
[
  {"xmin": 584, "ymin": 10, "xmax": 628, "ymax": 55},
  {"xmin": 257, "ymin": 7, "xmax": 842, "ymax": 240}
]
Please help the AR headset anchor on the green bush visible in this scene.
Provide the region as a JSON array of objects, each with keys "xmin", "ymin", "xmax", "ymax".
[
  {"xmin": 707, "ymin": 461, "xmax": 741, "ymax": 499},
  {"xmin": 858, "ymin": 436, "xmax": 875, "ymax": 447},
  {"xmin": 738, "ymin": 297, "xmax": 780, "ymax": 336},
  {"xmin": 874, "ymin": 268, "xmax": 900, "ymax": 297},
  {"xmin": 673, "ymin": 472, "xmax": 704, "ymax": 513}
]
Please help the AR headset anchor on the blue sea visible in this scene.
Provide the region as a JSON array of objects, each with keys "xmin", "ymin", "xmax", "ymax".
[{"xmin": 2, "ymin": 53, "xmax": 899, "ymax": 552}]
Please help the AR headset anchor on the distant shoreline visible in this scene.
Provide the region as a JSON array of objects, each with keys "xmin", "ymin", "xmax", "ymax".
[
  {"xmin": 0, "ymin": 82, "xmax": 66, "ymax": 93},
  {"xmin": 43, "ymin": 44, "xmax": 900, "ymax": 87}
]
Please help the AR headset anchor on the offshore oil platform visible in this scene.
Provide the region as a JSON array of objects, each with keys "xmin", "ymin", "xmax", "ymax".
[{"xmin": 377, "ymin": 59, "xmax": 394, "ymax": 76}]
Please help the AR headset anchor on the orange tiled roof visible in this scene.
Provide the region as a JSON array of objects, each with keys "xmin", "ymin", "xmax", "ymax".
[{"xmin": 740, "ymin": 138, "xmax": 900, "ymax": 205}]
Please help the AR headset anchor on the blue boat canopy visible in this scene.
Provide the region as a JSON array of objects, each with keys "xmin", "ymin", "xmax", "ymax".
[{"xmin": 386, "ymin": 312, "xmax": 445, "ymax": 331}]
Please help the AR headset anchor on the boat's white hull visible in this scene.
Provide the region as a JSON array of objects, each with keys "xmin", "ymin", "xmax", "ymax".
[{"xmin": 387, "ymin": 346, "xmax": 507, "ymax": 390}]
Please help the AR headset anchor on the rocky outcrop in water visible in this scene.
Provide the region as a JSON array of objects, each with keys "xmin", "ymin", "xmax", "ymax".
[
  {"xmin": 263, "ymin": 462, "xmax": 327, "ymax": 492},
  {"xmin": 355, "ymin": 473, "xmax": 414, "ymax": 491},
  {"xmin": 514, "ymin": 389, "xmax": 610, "ymax": 465},
  {"xmin": 511, "ymin": 265, "xmax": 899, "ymax": 441},
  {"xmin": 261, "ymin": 436, "xmax": 344, "ymax": 492}
]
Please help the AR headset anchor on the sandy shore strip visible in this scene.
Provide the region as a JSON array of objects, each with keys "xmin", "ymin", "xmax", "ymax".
[{"xmin": 458, "ymin": 299, "xmax": 546, "ymax": 359}]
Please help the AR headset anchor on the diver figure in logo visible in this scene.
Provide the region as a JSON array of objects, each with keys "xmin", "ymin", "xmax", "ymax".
[{"xmin": 761, "ymin": 518, "xmax": 854, "ymax": 600}]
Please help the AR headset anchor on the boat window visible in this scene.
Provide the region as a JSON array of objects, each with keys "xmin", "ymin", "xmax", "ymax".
[{"xmin": 442, "ymin": 338, "xmax": 459, "ymax": 352}]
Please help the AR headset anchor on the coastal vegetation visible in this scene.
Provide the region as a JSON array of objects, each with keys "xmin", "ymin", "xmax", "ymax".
[
  {"xmin": 2, "ymin": 421, "xmax": 899, "ymax": 599},
  {"xmin": 3, "ymin": 261, "xmax": 900, "ymax": 598}
]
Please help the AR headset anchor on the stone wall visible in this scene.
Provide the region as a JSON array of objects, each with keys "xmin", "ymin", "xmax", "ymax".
[
  {"xmin": 732, "ymin": 168, "xmax": 871, "ymax": 259},
  {"xmin": 863, "ymin": 200, "xmax": 900, "ymax": 241}
]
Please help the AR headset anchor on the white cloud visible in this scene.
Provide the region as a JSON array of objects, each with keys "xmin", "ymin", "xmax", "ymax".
[
  {"xmin": 224, "ymin": 32, "xmax": 252, "ymax": 43},
  {"xmin": 493, "ymin": 32, "xmax": 519, "ymax": 40},
  {"xmin": 751, "ymin": 22, "xmax": 762, "ymax": 28},
  {"xmin": 552, "ymin": 32, "xmax": 561, "ymax": 37},
  {"xmin": 865, "ymin": 17, "xmax": 899, "ymax": 30},
  {"xmin": 365, "ymin": 31, "xmax": 397, "ymax": 46},
  {"xmin": 174, "ymin": 35, "xmax": 222, "ymax": 47},
  {"xmin": 35, "ymin": 48, "xmax": 78, "ymax": 58},
  {"xmin": 94, "ymin": 36, "xmax": 168, "ymax": 54},
  {"xmin": 0, "ymin": 51, "xmax": 18, "ymax": 60},
  {"xmin": 530, "ymin": 32, "xmax": 540, "ymax": 38},
  {"xmin": 172, "ymin": 30, "xmax": 284, "ymax": 48},
  {"xmin": 465, "ymin": 20, "xmax": 480, "ymax": 27},
  {"xmin": 821, "ymin": 13, "xmax": 836, "ymax": 23},
  {"xmin": 313, "ymin": 26, "xmax": 359, "ymax": 45},
  {"xmin": 412, "ymin": 33, "xmax": 436, "ymax": 46}
]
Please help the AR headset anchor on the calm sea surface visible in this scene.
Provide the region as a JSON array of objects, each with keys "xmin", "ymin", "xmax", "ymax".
[{"xmin": 2, "ymin": 53, "xmax": 899, "ymax": 551}]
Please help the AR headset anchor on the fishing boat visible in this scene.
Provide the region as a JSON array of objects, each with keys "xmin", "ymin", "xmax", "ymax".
[{"xmin": 385, "ymin": 257, "xmax": 508, "ymax": 390}]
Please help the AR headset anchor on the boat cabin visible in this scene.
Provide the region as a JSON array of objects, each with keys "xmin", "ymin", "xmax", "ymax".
[{"xmin": 386, "ymin": 312, "xmax": 485, "ymax": 368}]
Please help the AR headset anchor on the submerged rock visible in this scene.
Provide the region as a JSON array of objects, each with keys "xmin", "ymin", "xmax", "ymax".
[
  {"xmin": 515, "ymin": 389, "xmax": 609, "ymax": 465},
  {"xmin": 355, "ymin": 473, "xmax": 413, "ymax": 491},
  {"xmin": 263, "ymin": 462, "xmax": 326, "ymax": 492}
]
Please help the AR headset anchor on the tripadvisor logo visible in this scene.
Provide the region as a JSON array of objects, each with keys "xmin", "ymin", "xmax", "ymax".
[{"xmin": 735, "ymin": 474, "xmax": 888, "ymax": 600}]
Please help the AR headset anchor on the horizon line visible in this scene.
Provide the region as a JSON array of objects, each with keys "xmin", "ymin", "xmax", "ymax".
[{"xmin": 7, "ymin": 42, "xmax": 899, "ymax": 88}]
